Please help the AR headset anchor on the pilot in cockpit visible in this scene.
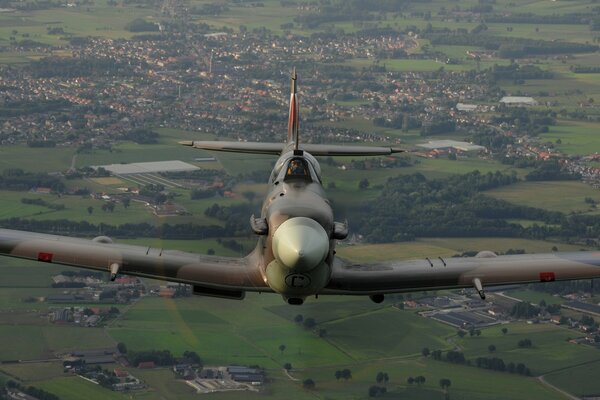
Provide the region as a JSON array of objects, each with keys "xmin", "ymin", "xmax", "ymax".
[{"xmin": 286, "ymin": 158, "xmax": 308, "ymax": 178}]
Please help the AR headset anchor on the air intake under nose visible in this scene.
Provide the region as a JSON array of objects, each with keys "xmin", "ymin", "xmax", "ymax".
[{"xmin": 272, "ymin": 217, "xmax": 329, "ymax": 272}]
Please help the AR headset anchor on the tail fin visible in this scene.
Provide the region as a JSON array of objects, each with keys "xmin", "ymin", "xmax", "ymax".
[{"xmin": 287, "ymin": 68, "xmax": 299, "ymax": 150}]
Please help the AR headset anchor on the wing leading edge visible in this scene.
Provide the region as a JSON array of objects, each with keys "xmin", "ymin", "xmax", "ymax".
[
  {"xmin": 179, "ymin": 140, "xmax": 404, "ymax": 156},
  {"xmin": 0, "ymin": 228, "xmax": 268, "ymax": 295},
  {"xmin": 326, "ymin": 252, "xmax": 600, "ymax": 296}
]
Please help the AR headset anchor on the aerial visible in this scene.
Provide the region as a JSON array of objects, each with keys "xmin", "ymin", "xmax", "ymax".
[{"xmin": 2, "ymin": 0, "xmax": 600, "ymax": 399}]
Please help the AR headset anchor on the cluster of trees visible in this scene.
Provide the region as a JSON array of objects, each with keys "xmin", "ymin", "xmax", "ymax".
[
  {"xmin": 189, "ymin": 3, "xmax": 229, "ymax": 15},
  {"xmin": 427, "ymin": 33, "xmax": 598, "ymax": 57},
  {"xmin": 529, "ymin": 280, "xmax": 600, "ymax": 296},
  {"xmin": 368, "ymin": 385, "xmax": 387, "ymax": 397},
  {"xmin": 0, "ymin": 169, "xmax": 64, "ymax": 192},
  {"xmin": 485, "ymin": 13, "xmax": 592, "ymax": 25},
  {"xmin": 354, "ymin": 170, "xmax": 528, "ymax": 242},
  {"xmin": 191, "ymin": 188, "xmax": 217, "ymax": 200},
  {"xmin": 352, "ymin": 168, "xmax": 600, "ymax": 243},
  {"xmin": 429, "ymin": 349, "xmax": 533, "ymax": 376},
  {"xmin": 334, "ymin": 369, "xmax": 353, "ymax": 380},
  {"xmin": 511, "ymin": 302, "xmax": 540, "ymax": 318},
  {"xmin": 570, "ymin": 65, "xmax": 600, "ymax": 73},
  {"xmin": 406, "ymin": 375, "xmax": 426, "ymax": 385},
  {"xmin": 475, "ymin": 357, "xmax": 531, "ymax": 376},
  {"xmin": 420, "ymin": 116, "xmax": 456, "ymax": 136},
  {"xmin": 4, "ymin": 381, "xmax": 58, "ymax": 400},
  {"xmin": 490, "ymin": 63, "xmax": 553, "ymax": 81},
  {"xmin": 491, "ymin": 108, "xmax": 557, "ymax": 135},
  {"xmin": 204, "ymin": 203, "xmax": 258, "ymax": 236},
  {"xmin": 0, "ymin": 218, "xmax": 228, "ymax": 239},
  {"xmin": 125, "ymin": 18, "xmax": 159, "ymax": 32},
  {"xmin": 122, "ymin": 128, "xmax": 159, "ymax": 144},
  {"xmin": 128, "ymin": 350, "xmax": 175, "ymax": 366},
  {"xmin": 525, "ymin": 160, "xmax": 580, "ymax": 181},
  {"xmin": 518, "ymin": 338, "xmax": 533, "ymax": 348},
  {"xmin": 21, "ymin": 197, "xmax": 64, "ymax": 211}
]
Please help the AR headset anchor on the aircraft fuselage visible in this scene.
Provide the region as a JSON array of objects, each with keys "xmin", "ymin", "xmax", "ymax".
[{"xmin": 256, "ymin": 149, "xmax": 337, "ymax": 304}]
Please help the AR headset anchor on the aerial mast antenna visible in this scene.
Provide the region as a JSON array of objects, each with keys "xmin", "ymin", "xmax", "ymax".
[{"xmin": 288, "ymin": 68, "xmax": 300, "ymax": 151}]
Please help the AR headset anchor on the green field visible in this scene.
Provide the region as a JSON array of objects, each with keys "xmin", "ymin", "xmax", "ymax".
[
  {"xmin": 540, "ymin": 121, "xmax": 600, "ymax": 156},
  {"xmin": 456, "ymin": 322, "xmax": 600, "ymax": 375},
  {"xmin": 507, "ymin": 289, "xmax": 564, "ymax": 306},
  {"xmin": 486, "ymin": 180, "xmax": 600, "ymax": 214},
  {"xmin": 545, "ymin": 359, "xmax": 600, "ymax": 397},
  {"xmin": 337, "ymin": 237, "xmax": 587, "ymax": 263}
]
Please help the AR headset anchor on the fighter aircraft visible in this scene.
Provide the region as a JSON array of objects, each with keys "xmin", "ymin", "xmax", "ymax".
[{"xmin": 1, "ymin": 71, "xmax": 600, "ymax": 305}]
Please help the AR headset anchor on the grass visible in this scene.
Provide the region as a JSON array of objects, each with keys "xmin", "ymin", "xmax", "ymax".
[
  {"xmin": 0, "ymin": 146, "xmax": 74, "ymax": 173},
  {"xmin": 0, "ymin": 324, "xmax": 114, "ymax": 360},
  {"xmin": 323, "ymin": 307, "xmax": 455, "ymax": 360},
  {"xmin": 457, "ymin": 321, "xmax": 600, "ymax": 375},
  {"xmin": 0, "ymin": 1, "xmax": 161, "ymax": 47},
  {"xmin": 336, "ymin": 237, "xmax": 587, "ymax": 263},
  {"xmin": 486, "ymin": 181, "xmax": 600, "ymax": 214},
  {"xmin": 506, "ymin": 289, "xmax": 564, "ymax": 306},
  {"xmin": 37, "ymin": 376, "xmax": 129, "ymax": 400},
  {"xmin": 540, "ymin": 120, "xmax": 600, "ymax": 156},
  {"xmin": 545, "ymin": 359, "xmax": 600, "ymax": 397}
]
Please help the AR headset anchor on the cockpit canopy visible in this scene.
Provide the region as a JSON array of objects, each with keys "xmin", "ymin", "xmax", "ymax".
[
  {"xmin": 272, "ymin": 151, "xmax": 322, "ymax": 183},
  {"xmin": 285, "ymin": 158, "xmax": 310, "ymax": 180}
]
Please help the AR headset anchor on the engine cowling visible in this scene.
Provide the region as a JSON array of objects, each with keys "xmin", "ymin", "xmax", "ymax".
[{"xmin": 266, "ymin": 217, "xmax": 331, "ymax": 302}]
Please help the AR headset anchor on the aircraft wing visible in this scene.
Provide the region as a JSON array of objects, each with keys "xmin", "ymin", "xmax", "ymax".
[
  {"xmin": 180, "ymin": 140, "xmax": 404, "ymax": 156},
  {"xmin": 0, "ymin": 228, "xmax": 268, "ymax": 298},
  {"xmin": 325, "ymin": 252, "xmax": 600, "ymax": 296}
]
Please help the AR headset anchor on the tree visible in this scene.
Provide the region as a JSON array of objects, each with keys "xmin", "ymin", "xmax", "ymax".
[
  {"xmin": 502, "ymin": 327, "xmax": 508, "ymax": 335},
  {"xmin": 376, "ymin": 372, "xmax": 384, "ymax": 383},
  {"xmin": 279, "ymin": 344, "xmax": 286, "ymax": 356},
  {"xmin": 294, "ymin": 314, "xmax": 303, "ymax": 324},
  {"xmin": 368, "ymin": 385, "xmax": 387, "ymax": 397},
  {"xmin": 457, "ymin": 330, "xmax": 466, "ymax": 338},
  {"xmin": 415, "ymin": 375, "xmax": 426, "ymax": 385},
  {"xmin": 518, "ymin": 338, "xmax": 533, "ymax": 348},
  {"xmin": 358, "ymin": 178, "xmax": 370, "ymax": 190},
  {"xmin": 341, "ymin": 368, "xmax": 352, "ymax": 380},
  {"xmin": 242, "ymin": 191, "xmax": 256, "ymax": 203},
  {"xmin": 303, "ymin": 317, "xmax": 316, "ymax": 329},
  {"xmin": 335, "ymin": 370, "xmax": 342, "ymax": 380},
  {"xmin": 440, "ymin": 378, "xmax": 452, "ymax": 399},
  {"xmin": 284, "ymin": 363, "xmax": 292, "ymax": 371},
  {"xmin": 117, "ymin": 342, "xmax": 127, "ymax": 354},
  {"xmin": 122, "ymin": 198, "xmax": 130, "ymax": 208},
  {"xmin": 87, "ymin": 206, "xmax": 93, "ymax": 215},
  {"xmin": 488, "ymin": 344, "xmax": 496, "ymax": 353},
  {"xmin": 407, "ymin": 376, "xmax": 415, "ymax": 385},
  {"xmin": 302, "ymin": 378, "xmax": 315, "ymax": 389},
  {"xmin": 422, "ymin": 347, "xmax": 430, "ymax": 357}
]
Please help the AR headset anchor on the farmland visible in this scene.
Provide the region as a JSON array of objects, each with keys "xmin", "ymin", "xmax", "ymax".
[{"xmin": 2, "ymin": 0, "xmax": 600, "ymax": 398}]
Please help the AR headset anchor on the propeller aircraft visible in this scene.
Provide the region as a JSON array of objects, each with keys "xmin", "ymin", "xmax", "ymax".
[{"xmin": 1, "ymin": 70, "xmax": 600, "ymax": 305}]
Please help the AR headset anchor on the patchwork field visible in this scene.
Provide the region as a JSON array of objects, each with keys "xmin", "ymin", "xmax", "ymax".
[{"xmin": 485, "ymin": 181, "xmax": 600, "ymax": 214}]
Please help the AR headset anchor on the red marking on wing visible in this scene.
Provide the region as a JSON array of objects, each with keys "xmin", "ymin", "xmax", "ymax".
[
  {"xmin": 37, "ymin": 252, "xmax": 53, "ymax": 262},
  {"xmin": 539, "ymin": 272, "xmax": 555, "ymax": 282}
]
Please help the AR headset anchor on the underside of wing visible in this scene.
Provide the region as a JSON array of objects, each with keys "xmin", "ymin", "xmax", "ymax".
[
  {"xmin": 325, "ymin": 252, "xmax": 600, "ymax": 296},
  {"xmin": 0, "ymin": 228, "xmax": 269, "ymax": 297},
  {"xmin": 180, "ymin": 141, "xmax": 403, "ymax": 156}
]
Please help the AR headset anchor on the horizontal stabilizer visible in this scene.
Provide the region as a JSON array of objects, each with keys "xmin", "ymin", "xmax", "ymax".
[{"xmin": 180, "ymin": 140, "xmax": 403, "ymax": 156}]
